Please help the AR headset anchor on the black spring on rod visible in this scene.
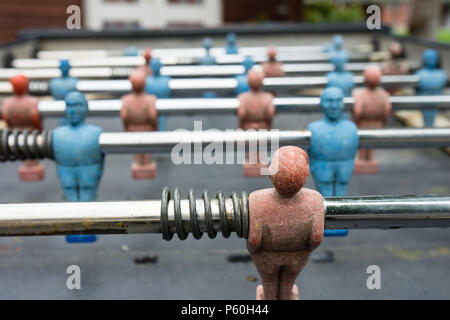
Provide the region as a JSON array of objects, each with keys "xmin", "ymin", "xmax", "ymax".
[
  {"xmin": 0, "ymin": 129, "xmax": 54, "ymax": 162},
  {"xmin": 160, "ymin": 187, "xmax": 249, "ymax": 241}
]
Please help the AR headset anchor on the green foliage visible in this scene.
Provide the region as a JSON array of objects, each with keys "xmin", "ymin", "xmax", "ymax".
[
  {"xmin": 437, "ymin": 29, "xmax": 450, "ymax": 43},
  {"xmin": 304, "ymin": 1, "xmax": 365, "ymax": 23}
]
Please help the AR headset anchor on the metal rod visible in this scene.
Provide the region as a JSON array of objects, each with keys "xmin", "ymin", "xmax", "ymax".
[
  {"xmin": 11, "ymin": 52, "xmax": 376, "ymax": 70},
  {"xmin": 35, "ymin": 95, "xmax": 450, "ymax": 117},
  {"xmin": 0, "ymin": 195, "xmax": 448, "ymax": 237},
  {"xmin": 0, "ymin": 62, "xmax": 420, "ymax": 80},
  {"xmin": 36, "ymin": 44, "xmax": 375, "ymax": 60},
  {"xmin": 1, "ymin": 128, "xmax": 449, "ymax": 161},
  {"xmin": 73, "ymin": 75, "xmax": 420, "ymax": 94},
  {"xmin": 0, "ymin": 75, "xmax": 422, "ymax": 95},
  {"xmin": 99, "ymin": 128, "xmax": 450, "ymax": 154}
]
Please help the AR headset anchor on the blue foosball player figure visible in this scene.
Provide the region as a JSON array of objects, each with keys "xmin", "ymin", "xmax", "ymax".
[
  {"xmin": 225, "ymin": 32, "xmax": 239, "ymax": 54},
  {"xmin": 52, "ymin": 91, "xmax": 104, "ymax": 243},
  {"xmin": 326, "ymin": 52, "xmax": 354, "ymax": 97},
  {"xmin": 415, "ymin": 49, "xmax": 448, "ymax": 127},
  {"xmin": 308, "ymin": 87, "xmax": 359, "ymax": 260},
  {"xmin": 324, "ymin": 34, "xmax": 348, "ymax": 58},
  {"xmin": 234, "ymin": 55, "xmax": 255, "ymax": 96},
  {"xmin": 146, "ymin": 58, "xmax": 171, "ymax": 131},
  {"xmin": 49, "ymin": 60, "xmax": 79, "ymax": 126},
  {"xmin": 49, "ymin": 60, "xmax": 79, "ymax": 100},
  {"xmin": 199, "ymin": 37, "xmax": 216, "ymax": 66}
]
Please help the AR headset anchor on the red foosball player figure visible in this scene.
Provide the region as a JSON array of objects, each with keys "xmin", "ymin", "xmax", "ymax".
[
  {"xmin": 1, "ymin": 75, "xmax": 44, "ymax": 181},
  {"xmin": 136, "ymin": 48, "xmax": 152, "ymax": 76},
  {"xmin": 247, "ymin": 146, "xmax": 325, "ymax": 300},
  {"xmin": 120, "ymin": 70, "xmax": 158, "ymax": 179},
  {"xmin": 237, "ymin": 68, "xmax": 275, "ymax": 177},
  {"xmin": 353, "ymin": 66, "xmax": 391, "ymax": 174},
  {"xmin": 260, "ymin": 45, "xmax": 285, "ymax": 78}
]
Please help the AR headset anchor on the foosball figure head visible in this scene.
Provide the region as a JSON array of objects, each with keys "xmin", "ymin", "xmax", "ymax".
[
  {"xmin": 423, "ymin": 49, "xmax": 439, "ymax": 69},
  {"xmin": 321, "ymin": 86, "xmax": 344, "ymax": 121},
  {"xmin": 364, "ymin": 65, "xmax": 382, "ymax": 89},
  {"xmin": 267, "ymin": 45, "xmax": 277, "ymax": 61},
  {"xmin": 389, "ymin": 41, "xmax": 404, "ymax": 59},
  {"xmin": 130, "ymin": 69, "xmax": 146, "ymax": 93},
  {"xmin": 60, "ymin": 59, "xmax": 71, "ymax": 77},
  {"xmin": 247, "ymin": 67, "xmax": 264, "ymax": 91},
  {"xmin": 237, "ymin": 68, "xmax": 275, "ymax": 177},
  {"xmin": 10, "ymin": 74, "xmax": 29, "ymax": 95},
  {"xmin": 121, "ymin": 70, "xmax": 158, "ymax": 179},
  {"xmin": 1, "ymin": 75, "xmax": 44, "ymax": 181},
  {"xmin": 247, "ymin": 146, "xmax": 325, "ymax": 300}
]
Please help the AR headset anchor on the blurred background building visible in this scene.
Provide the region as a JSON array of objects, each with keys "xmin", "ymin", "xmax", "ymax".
[{"xmin": 1, "ymin": 0, "xmax": 450, "ymax": 43}]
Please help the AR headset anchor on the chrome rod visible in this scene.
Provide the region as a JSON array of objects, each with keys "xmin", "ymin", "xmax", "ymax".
[
  {"xmin": 0, "ymin": 194, "xmax": 448, "ymax": 237},
  {"xmin": 35, "ymin": 95, "xmax": 450, "ymax": 117},
  {"xmin": 36, "ymin": 44, "xmax": 374, "ymax": 60},
  {"xmin": 99, "ymin": 128, "xmax": 450, "ymax": 154},
  {"xmin": 12, "ymin": 52, "xmax": 375, "ymax": 69},
  {"xmin": 0, "ymin": 62, "xmax": 420, "ymax": 80}
]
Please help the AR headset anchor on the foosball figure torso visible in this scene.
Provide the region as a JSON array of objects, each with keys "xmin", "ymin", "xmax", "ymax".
[
  {"xmin": 247, "ymin": 146, "xmax": 324, "ymax": 300},
  {"xmin": 1, "ymin": 75, "xmax": 45, "ymax": 181},
  {"xmin": 121, "ymin": 70, "xmax": 158, "ymax": 179},
  {"xmin": 260, "ymin": 46, "xmax": 285, "ymax": 78},
  {"xmin": 237, "ymin": 68, "xmax": 275, "ymax": 177},
  {"xmin": 353, "ymin": 66, "xmax": 391, "ymax": 174},
  {"xmin": 326, "ymin": 52, "xmax": 354, "ymax": 97}
]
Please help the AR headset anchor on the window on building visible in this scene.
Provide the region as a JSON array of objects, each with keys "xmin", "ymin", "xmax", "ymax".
[
  {"xmin": 103, "ymin": 21, "xmax": 140, "ymax": 29},
  {"xmin": 167, "ymin": 0, "xmax": 203, "ymax": 4}
]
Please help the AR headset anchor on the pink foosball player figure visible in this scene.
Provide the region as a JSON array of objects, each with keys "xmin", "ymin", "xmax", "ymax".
[
  {"xmin": 260, "ymin": 45, "xmax": 285, "ymax": 78},
  {"xmin": 247, "ymin": 146, "xmax": 324, "ymax": 300},
  {"xmin": 353, "ymin": 66, "xmax": 392, "ymax": 174},
  {"xmin": 136, "ymin": 48, "xmax": 152, "ymax": 76},
  {"xmin": 1, "ymin": 75, "xmax": 45, "ymax": 181},
  {"xmin": 237, "ymin": 68, "xmax": 275, "ymax": 177},
  {"xmin": 120, "ymin": 70, "xmax": 158, "ymax": 179}
]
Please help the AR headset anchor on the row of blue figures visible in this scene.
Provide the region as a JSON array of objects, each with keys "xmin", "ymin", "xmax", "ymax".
[
  {"xmin": 199, "ymin": 37, "xmax": 218, "ymax": 98},
  {"xmin": 235, "ymin": 55, "xmax": 255, "ymax": 96},
  {"xmin": 52, "ymin": 91, "xmax": 104, "ymax": 243},
  {"xmin": 415, "ymin": 49, "xmax": 447, "ymax": 127},
  {"xmin": 145, "ymin": 58, "xmax": 171, "ymax": 131},
  {"xmin": 49, "ymin": 60, "xmax": 79, "ymax": 125},
  {"xmin": 324, "ymin": 35, "xmax": 348, "ymax": 58},
  {"xmin": 308, "ymin": 87, "xmax": 359, "ymax": 237}
]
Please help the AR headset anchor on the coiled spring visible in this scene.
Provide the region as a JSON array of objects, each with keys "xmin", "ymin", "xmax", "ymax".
[
  {"xmin": 160, "ymin": 187, "xmax": 249, "ymax": 240},
  {"xmin": 0, "ymin": 129, "xmax": 54, "ymax": 162}
]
